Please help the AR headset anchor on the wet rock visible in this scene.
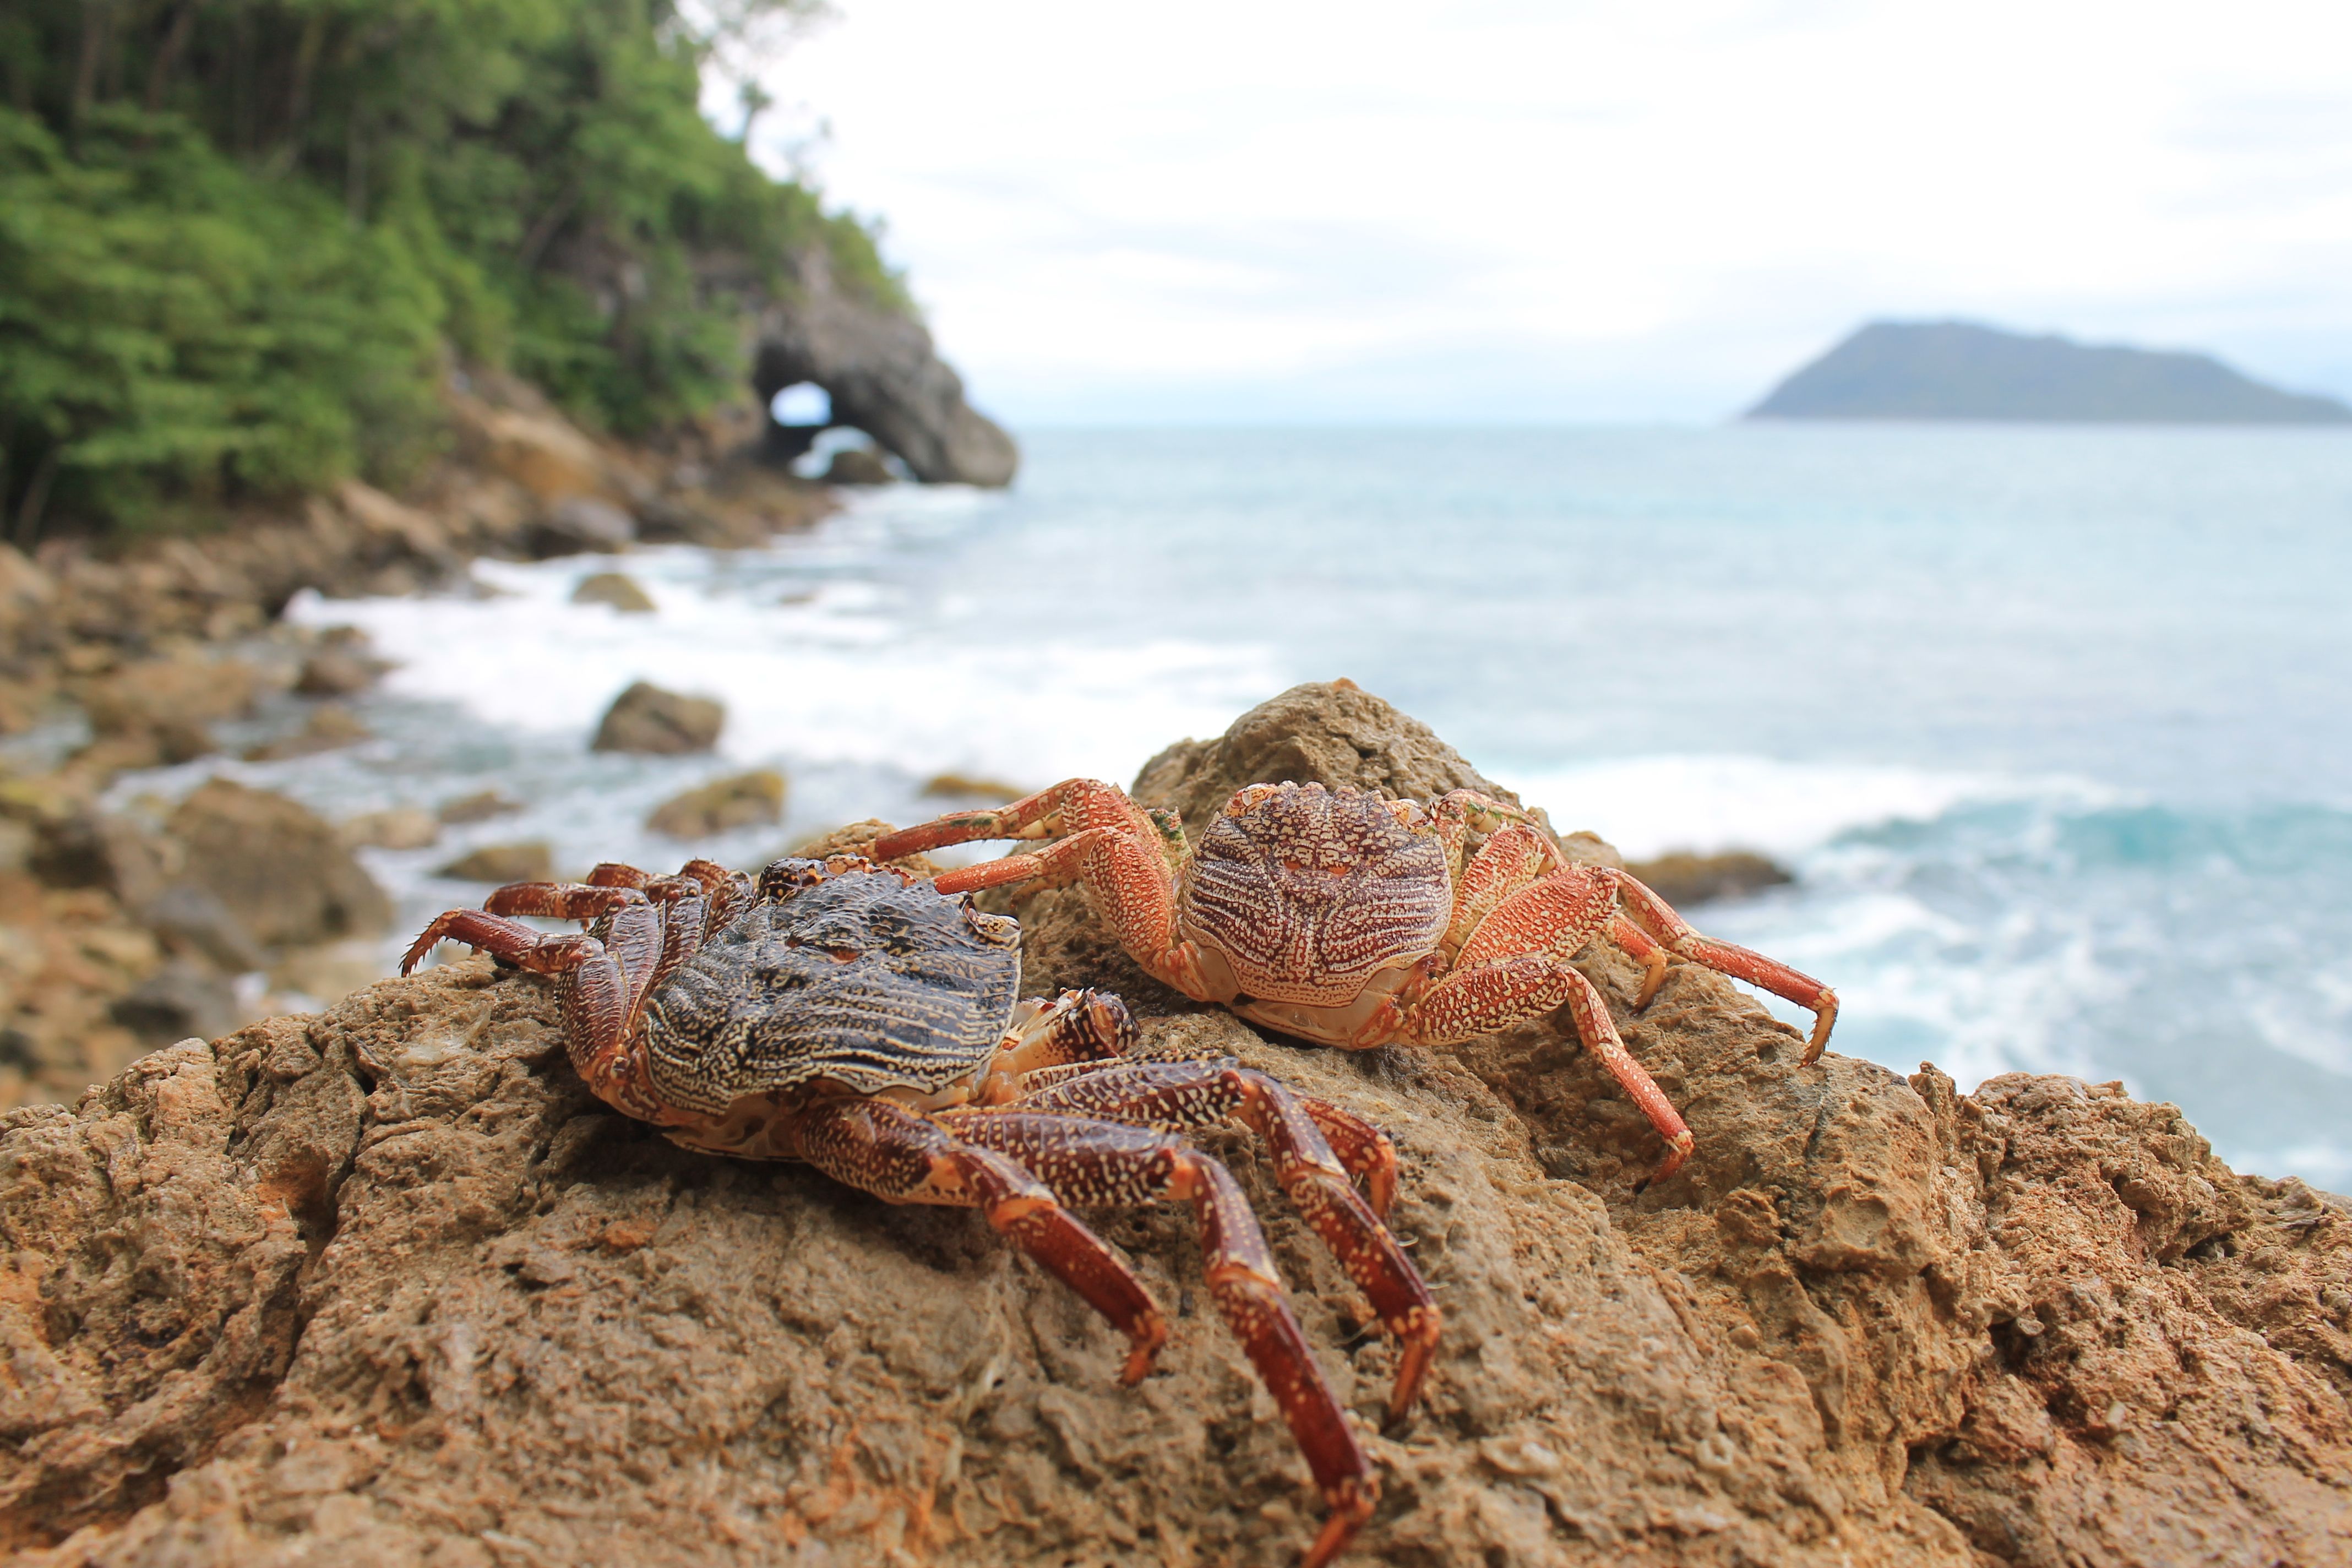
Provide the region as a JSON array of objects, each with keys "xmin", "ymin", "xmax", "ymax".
[
  {"xmin": 1624, "ymin": 850, "xmax": 1795, "ymax": 907},
  {"xmin": 533, "ymin": 497, "xmax": 638, "ymax": 557},
  {"xmin": 107, "ymin": 959, "xmax": 241, "ymax": 1045},
  {"xmin": 570, "ymin": 571, "xmax": 657, "ymax": 613},
  {"xmin": 591, "ymin": 681, "xmax": 723, "ymax": 755},
  {"xmin": 645, "ymin": 770, "xmax": 786, "ymax": 839},
  {"xmin": 339, "ymin": 807, "xmax": 441, "ymax": 851},
  {"xmin": 435, "ymin": 842, "xmax": 554, "ymax": 883},
  {"xmin": 165, "ymin": 778, "xmax": 392, "ymax": 947},
  {"xmin": 241, "ymin": 703, "xmax": 372, "ymax": 761},
  {"xmin": 293, "ymin": 630, "xmax": 391, "ymax": 697},
  {"xmin": 820, "ymin": 447, "xmax": 895, "ymax": 486},
  {"xmin": 437, "ymin": 790, "xmax": 523, "ymax": 825},
  {"xmin": 7, "ymin": 690, "xmax": 2346, "ymax": 1566}
]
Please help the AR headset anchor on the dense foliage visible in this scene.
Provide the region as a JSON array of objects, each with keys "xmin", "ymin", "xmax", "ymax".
[{"xmin": 0, "ymin": 0, "xmax": 897, "ymax": 537}]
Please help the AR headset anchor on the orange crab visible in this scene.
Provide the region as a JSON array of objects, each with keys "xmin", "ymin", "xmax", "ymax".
[{"xmin": 874, "ymin": 780, "xmax": 1837, "ymax": 1183}]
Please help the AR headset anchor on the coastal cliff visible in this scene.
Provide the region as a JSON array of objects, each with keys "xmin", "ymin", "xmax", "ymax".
[
  {"xmin": 4, "ymin": 685, "xmax": 2346, "ymax": 1566},
  {"xmin": 1750, "ymin": 321, "xmax": 2352, "ymax": 424}
]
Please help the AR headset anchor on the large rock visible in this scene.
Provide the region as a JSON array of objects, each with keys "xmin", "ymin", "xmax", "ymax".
[
  {"xmin": 591, "ymin": 681, "xmax": 724, "ymax": 755},
  {"xmin": 2, "ymin": 690, "xmax": 2346, "ymax": 1566},
  {"xmin": 164, "ymin": 779, "xmax": 391, "ymax": 948},
  {"xmin": 750, "ymin": 249, "xmax": 1020, "ymax": 487}
]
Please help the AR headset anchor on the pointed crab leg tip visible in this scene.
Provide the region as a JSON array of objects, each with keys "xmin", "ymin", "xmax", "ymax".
[
  {"xmin": 1645, "ymin": 1135, "xmax": 1695, "ymax": 1189},
  {"xmin": 1803, "ymin": 993, "xmax": 1839, "ymax": 1065},
  {"xmin": 1301, "ymin": 1481, "xmax": 1378, "ymax": 1568}
]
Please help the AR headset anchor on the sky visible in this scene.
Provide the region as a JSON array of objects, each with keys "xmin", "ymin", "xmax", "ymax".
[{"xmin": 737, "ymin": 1, "xmax": 2352, "ymax": 425}]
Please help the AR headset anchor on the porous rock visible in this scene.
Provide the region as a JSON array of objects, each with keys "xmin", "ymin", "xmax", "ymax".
[
  {"xmin": 3, "ymin": 687, "xmax": 2346, "ymax": 1567},
  {"xmin": 591, "ymin": 681, "xmax": 724, "ymax": 755}
]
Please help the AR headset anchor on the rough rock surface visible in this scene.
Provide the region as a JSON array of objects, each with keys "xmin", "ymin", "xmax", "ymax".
[
  {"xmin": 3, "ymin": 687, "xmax": 2348, "ymax": 1567},
  {"xmin": 750, "ymin": 251, "xmax": 1019, "ymax": 488}
]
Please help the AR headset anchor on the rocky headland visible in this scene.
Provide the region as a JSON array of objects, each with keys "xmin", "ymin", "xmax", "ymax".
[{"xmin": 3, "ymin": 684, "xmax": 2345, "ymax": 1566}]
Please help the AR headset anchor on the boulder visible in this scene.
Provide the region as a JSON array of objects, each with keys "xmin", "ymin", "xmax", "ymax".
[
  {"xmin": 3, "ymin": 690, "xmax": 2345, "ymax": 1567},
  {"xmin": 164, "ymin": 778, "xmax": 392, "ymax": 948},
  {"xmin": 78, "ymin": 654, "xmax": 259, "ymax": 766},
  {"xmin": 750, "ymin": 248, "xmax": 1020, "ymax": 487},
  {"xmin": 820, "ymin": 447, "xmax": 895, "ymax": 486},
  {"xmin": 645, "ymin": 770, "xmax": 786, "ymax": 839},
  {"xmin": 435, "ymin": 842, "xmax": 554, "ymax": 884},
  {"xmin": 533, "ymin": 497, "xmax": 638, "ymax": 558},
  {"xmin": 460, "ymin": 403, "xmax": 613, "ymax": 502},
  {"xmin": 293, "ymin": 631, "xmax": 391, "ymax": 698},
  {"xmin": 1623, "ymin": 850, "xmax": 1795, "ymax": 907},
  {"xmin": 591, "ymin": 681, "xmax": 724, "ymax": 755},
  {"xmin": 570, "ymin": 571, "xmax": 657, "ymax": 614}
]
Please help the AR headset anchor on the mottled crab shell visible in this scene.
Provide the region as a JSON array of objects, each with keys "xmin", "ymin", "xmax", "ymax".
[
  {"xmin": 1179, "ymin": 782, "xmax": 1451, "ymax": 1005},
  {"xmin": 635, "ymin": 863, "xmax": 1023, "ymax": 1116}
]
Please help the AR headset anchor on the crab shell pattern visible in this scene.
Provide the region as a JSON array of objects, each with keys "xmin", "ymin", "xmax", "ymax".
[{"xmin": 403, "ymin": 854, "xmax": 1438, "ymax": 1568}]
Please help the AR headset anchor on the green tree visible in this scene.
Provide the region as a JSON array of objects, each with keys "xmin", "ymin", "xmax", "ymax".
[{"xmin": 0, "ymin": 0, "xmax": 900, "ymax": 538}]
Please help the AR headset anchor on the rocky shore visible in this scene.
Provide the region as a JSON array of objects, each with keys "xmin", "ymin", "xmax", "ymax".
[
  {"xmin": 0, "ymin": 377, "xmax": 836, "ymax": 1113},
  {"xmin": 3, "ymin": 685, "xmax": 2345, "ymax": 1566}
]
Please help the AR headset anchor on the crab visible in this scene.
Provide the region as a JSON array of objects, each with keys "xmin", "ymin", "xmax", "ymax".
[
  {"xmin": 872, "ymin": 780, "xmax": 1838, "ymax": 1183},
  {"xmin": 402, "ymin": 853, "xmax": 1436, "ymax": 1568}
]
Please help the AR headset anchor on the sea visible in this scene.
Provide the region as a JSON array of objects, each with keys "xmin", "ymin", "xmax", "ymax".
[{"xmin": 115, "ymin": 425, "xmax": 2352, "ymax": 1188}]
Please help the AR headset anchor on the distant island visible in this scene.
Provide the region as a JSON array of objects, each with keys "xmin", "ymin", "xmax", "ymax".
[{"xmin": 1747, "ymin": 320, "xmax": 2352, "ymax": 424}]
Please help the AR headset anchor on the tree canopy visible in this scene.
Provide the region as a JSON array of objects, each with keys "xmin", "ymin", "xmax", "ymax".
[{"xmin": 0, "ymin": 0, "xmax": 898, "ymax": 537}]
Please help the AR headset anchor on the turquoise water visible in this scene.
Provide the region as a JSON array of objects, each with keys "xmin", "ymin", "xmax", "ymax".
[{"xmin": 226, "ymin": 423, "xmax": 2352, "ymax": 1186}]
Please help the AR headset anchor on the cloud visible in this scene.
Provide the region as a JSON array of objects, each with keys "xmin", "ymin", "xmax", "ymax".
[{"xmin": 746, "ymin": 0, "xmax": 2352, "ymax": 422}]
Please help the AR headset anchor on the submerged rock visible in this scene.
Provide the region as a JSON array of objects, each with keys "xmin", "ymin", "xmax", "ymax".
[
  {"xmin": 570, "ymin": 571, "xmax": 657, "ymax": 614},
  {"xmin": 591, "ymin": 680, "xmax": 724, "ymax": 755},
  {"xmin": 2, "ymin": 687, "xmax": 2345, "ymax": 1566}
]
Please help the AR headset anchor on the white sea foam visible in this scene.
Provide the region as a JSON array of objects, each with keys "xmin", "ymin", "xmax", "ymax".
[{"xmin": 1499, "ymin": 753, "xmax": 2117, "ymax": 862}]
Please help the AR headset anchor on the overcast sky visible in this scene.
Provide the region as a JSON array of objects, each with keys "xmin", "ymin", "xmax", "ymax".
[{"xmin": 742, "ymin": 1, "xmax": 2352, "ymax": 424}]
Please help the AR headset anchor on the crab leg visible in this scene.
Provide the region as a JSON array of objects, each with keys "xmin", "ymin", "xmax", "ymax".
[
  {"xmin": 937, "ymin": 1108, "xmax": 1378, "ymax": 1568},
  {"xmin": 402, "ymin": 906, "xmax": 671, "ymax": 1117},
  {"xmin": 1016, "ymin": 1059, "xmax": 1438, "ymax": 1428},
  {"xmin": 783, "ymin": 1098, "xmax": 1170, "ymax": 1385},
  {"xmin": 1610, "ymin": 871, "xmax": 1838, "ymax": 1062},
  {"xmin": 481, "ymin": 881, "xmax": 646, "ymax": 921},
  {"xmin": 930, "ymin": 829, "xmax": 1229, "ymax": 1005}
]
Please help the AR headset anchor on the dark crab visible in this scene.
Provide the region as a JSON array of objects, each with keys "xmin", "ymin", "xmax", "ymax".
[{"xmin": 403, "ymin": 853, "xmax": 1437, "ymax": 1568}]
